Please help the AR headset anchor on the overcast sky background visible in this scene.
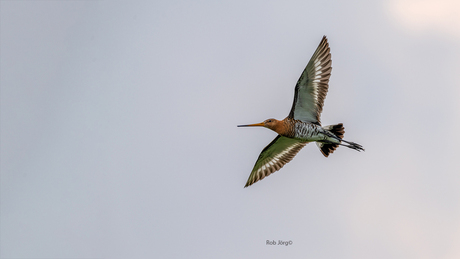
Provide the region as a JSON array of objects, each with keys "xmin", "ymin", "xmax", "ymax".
[{"xmin": 1, "ymin": 0, "xmax": 460, "ymax": 258}]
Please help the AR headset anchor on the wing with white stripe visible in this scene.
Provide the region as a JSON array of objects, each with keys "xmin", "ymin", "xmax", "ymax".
[
  {"xmin": 245, "ymin": 135, "xmax": 307, "ymax": 187},
  {"xmin": 288, "ymin": 36, "xmax": 332, "ymax": 124}
]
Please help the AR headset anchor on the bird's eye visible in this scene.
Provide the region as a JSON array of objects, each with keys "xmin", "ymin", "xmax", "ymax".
[{"xmin": 267, "ymin": 120, "xmax": 272, "ymax": 123}]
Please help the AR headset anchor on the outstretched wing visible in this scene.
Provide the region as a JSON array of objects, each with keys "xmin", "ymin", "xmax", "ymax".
[
  {"xmin": 245, "ymin": 135, "xmax": 307, "ymax": 187},
  {"xmin": 288, "ymin": 36, "xmax": 332, "ymax": 124}
]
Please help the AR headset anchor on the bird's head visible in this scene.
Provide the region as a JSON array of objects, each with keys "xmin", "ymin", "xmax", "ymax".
[{"xmin": 237, "ymin": 118, "xmax": 282, "ymax": 133}]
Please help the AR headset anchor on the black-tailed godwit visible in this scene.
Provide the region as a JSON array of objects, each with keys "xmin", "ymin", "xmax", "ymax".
[{"xmin": 238, "ymin": 36, "xmax": 364, "ymax": 187}]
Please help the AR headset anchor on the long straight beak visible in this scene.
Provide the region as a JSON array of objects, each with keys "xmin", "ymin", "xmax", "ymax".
[{"xmin": 237, "ymin": 122, "xmax": 265, "ymax": 127}]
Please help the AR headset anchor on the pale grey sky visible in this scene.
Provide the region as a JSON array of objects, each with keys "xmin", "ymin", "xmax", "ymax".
[{"xmin": 1, "ymin": 0, "xmax": 460, "ymax": 258}]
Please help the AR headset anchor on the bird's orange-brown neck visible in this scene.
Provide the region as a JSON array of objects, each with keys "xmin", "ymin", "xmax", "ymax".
[{"xmin": 266, "ymin": 118, "xmax": 295, "ymax": 137}]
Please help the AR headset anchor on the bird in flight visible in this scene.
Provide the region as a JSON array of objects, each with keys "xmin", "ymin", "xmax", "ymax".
[{"xmin": 238, "ymin": 36, "xmax": 364, "ymax": 187}]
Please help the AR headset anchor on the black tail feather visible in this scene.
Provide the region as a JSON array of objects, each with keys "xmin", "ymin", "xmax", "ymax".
[
  {"xmin": 318, "ymin": 123, "xmax": 344, "ymax": 157},
  {"xmin": 317, "ymin": 123, "xmax": 364, "ymax": 157}
]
